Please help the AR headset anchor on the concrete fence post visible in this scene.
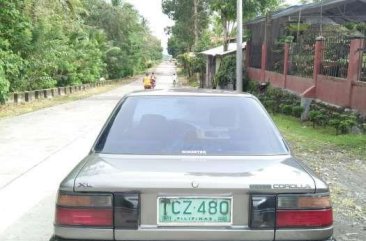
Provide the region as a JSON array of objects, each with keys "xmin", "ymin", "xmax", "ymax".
[
  {"xmin": 14, "ymin": 92, "xmax": 25, "ymax": 104},
  {"xmin": 14, "ymin": 93, "xmax": 19, "ymax": 104},
  {"xmin": 347, "ymin": 37, "xmax": 364, "ymax": 107},
  {"xmin": 313, "ymin": 36, "xmax": 325, "ymax": 96},
  {"xmin": 44, "ymin": 89, "xmax": 52, "ymax": 99},
  {"xmin": 35, "ymin": 90, "xmax": 43, "ymax": 99},
  {"xmin": 25, "ymin": 91, "xmax": 35, "ymax": 102},
  {"xmin": 6, "ymin": 93, "xmax": 15, "ymax": 104},
  {"xmin": 52, "ymin": 88, "xmax": 59, "ymax": 97},
  {"xmin": 261, "ymin": 43, "xmax": 267, "ymax": 82},
  {"xmin": 283, "ymin": 43, "xmax": 290, "ymax": 88},
  {"xmin": 245, "ymin": 41, "xmax": 251, "ymax": 69},
  {"xmin": 58, "ymin": 87, "xmax": 65, "ymax": 96}
]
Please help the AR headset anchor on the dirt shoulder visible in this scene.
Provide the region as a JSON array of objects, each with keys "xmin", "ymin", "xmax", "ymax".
[{"xmin": 274, "ymin": 115, "xmax": 366, "ymax": 241}]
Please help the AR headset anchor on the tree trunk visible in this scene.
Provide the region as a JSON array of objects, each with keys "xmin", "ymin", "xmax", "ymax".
[
  {"xmin": 193, "ymin": 0, "xmax": 199, "ymax": 49},
  {"xmin": 222, "ymin": 16, "xmax": 228, "ymax": 51}
]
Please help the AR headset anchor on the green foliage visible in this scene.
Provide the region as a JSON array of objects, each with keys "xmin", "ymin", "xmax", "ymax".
[
  {"xmin": 247, "ymin": 81, "xmax": 364, "ymax": 135},
  {"xmin": 287, "ymin": 23, "xmax": 311, "ymax": 33},
  {"xmin": 309, "ymin": 110, "xmax": 327, "ymax": 128},
  {"xmin": 177, "ymin": 52, "xmax": 200, "ymax": 78},
  {"xmin": 343, "ymin": 22, "xmax": 366, "ymax": 33},
  {"xmin": 162, "ymin": 0, "xmax": 281, "ymax": 86},
  {"xmin": 266, "ymin": 87, "xmax": 284, "ymax": 113},
  {"xmin": 280, "ymin": 104, "xmax": 293, "ymax": 115},
  {"xmin": 329, "ymin": 113, "xmax": 358, "ymax": 135},
  {"xmin": 215, "ymin": 55, "xmax": 236, "ymax": 88},
  {"xmin": 0, "ymin": 0, "xmax": 162, "ymax": 97},
  {"xmin": 292, "ymin": 106, "xmax": 304, "ymax": 118},
  {"xmin": 0, "ymin": 65, "xmax": 10, "ymax": 104},
  {"xmin": 0, "ymin": 49, "xmax": 27, "ymax": 91},
  {"xmin": 163, "ymin": 0, "xmax": 209, "ymax": 56}
]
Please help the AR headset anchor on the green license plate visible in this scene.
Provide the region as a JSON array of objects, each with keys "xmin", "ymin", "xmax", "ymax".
[{"xmin": 158, "ymin": 197, "xmax": 232, "ymax": 226}]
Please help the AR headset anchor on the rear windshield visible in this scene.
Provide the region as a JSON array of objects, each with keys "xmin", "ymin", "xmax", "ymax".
[{"xmin": 94, "ymin": 96, "xmax": 288, "ymax": 155}]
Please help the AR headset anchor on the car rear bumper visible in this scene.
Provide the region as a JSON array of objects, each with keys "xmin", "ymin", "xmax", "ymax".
[
  {"xmin": 53, "ymin": 225, "xmax": 333, "ymax": 241},
  {"xmin": 53, "ymin": 227, "xmax": 334, "ymax": 241}
]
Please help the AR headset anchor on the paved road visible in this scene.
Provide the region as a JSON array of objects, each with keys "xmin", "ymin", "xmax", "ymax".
[{"xmin": 0, "ymin": 62, "xmax": 176, "ymax": 241}]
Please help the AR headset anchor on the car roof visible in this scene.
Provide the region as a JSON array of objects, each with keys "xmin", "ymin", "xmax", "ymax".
[{"xmin": 126, "ymin": 88, "xmax": 255, "ymax": 97}]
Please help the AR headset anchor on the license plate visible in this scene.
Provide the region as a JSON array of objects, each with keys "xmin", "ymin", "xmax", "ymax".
[{"xmin": 157, "ymin": 197, "xmax": 232, "ymax": 226}]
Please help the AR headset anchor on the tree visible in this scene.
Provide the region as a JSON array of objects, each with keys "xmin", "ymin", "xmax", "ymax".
[
  {"xmin": 208, "ymin": 0, "xmax": 281, "ymax": 51},
  {"xmin": 162, "ymin": 0, "xmax": 209, "ymax": 55},
  {"xmin": 0, "ymin": 0, "xmax": 162, "ymax": 100}
]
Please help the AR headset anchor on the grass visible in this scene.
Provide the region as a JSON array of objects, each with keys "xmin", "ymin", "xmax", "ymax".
[
  {"xmin": 272, "ymin": 114, "xmax": 366, "ymax": 158},
  {"xmin": 177, "ymin": 67, "xmax": 200, "ymax": 87},
  {"xmin": 0, "ymin": 78, "xmax": 136, "ymax": 119}
]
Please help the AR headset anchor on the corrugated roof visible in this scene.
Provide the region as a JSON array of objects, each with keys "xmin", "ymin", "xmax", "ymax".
[
  {"xmin": 247, "ymin": 0, "xmax": 366, "ymax": 24},
  {"xmin": 200, "ymin": 43, "xmax": 246, "ymax": 56}
]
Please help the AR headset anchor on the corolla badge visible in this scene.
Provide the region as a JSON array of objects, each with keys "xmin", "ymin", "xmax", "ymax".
[{"xmin": 273, "ymin": 184, "xmax": 312, "ymax": 189}]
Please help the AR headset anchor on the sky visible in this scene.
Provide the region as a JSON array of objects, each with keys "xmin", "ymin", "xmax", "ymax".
[
  {"xmin": 126, "ymin": 0, "xmax": 302, "ymax": 54},
  {"xmin": 126, "ymin": 0, "xmax": 174, "ymax": 54}
]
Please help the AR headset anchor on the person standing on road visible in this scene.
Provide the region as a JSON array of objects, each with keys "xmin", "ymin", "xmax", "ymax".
[
  {"xmin": 150, "ymin": 72, "xmax": 156, "ymax": 89},
  {"xmin": 143, "ymin": 73, "xmax": 151, "ymax": 90},
  {"xmin": 172, "ymin": 73, "xmax": 177, "ymax": 87}
]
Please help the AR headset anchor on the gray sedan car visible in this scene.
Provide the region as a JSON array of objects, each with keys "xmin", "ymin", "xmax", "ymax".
[{"xmin": 52, "ymin": 89, "xmax": 334, "ymax": 241}]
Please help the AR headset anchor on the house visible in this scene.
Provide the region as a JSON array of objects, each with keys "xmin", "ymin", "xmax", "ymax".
[
  {"xmin": 247, "ymin": 0, "xmax": 366, "ymax": 43},
  {"xmin": 200, "ymin": 43, "xmax": 246, "ymax": 89},
  {"xmin": 244, "ymin": 0, "xmax": 366, "ymax": 114},
  {"xmin": 246, "ymin": 0, "xmax": 366, "ymax": 68}
]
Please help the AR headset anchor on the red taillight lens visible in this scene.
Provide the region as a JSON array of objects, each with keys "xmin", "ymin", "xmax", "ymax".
[
  {"xmin": 276, "ymin": 194, "xmax": 333, "ymax": 229},
  {"xmin": 55, "ymin": 193, "xmax": 113, "ymax": 227},
  {"xmin": 276, "ymin": 209, "xmax": 333, "ymax": 228},
  {"xmin": 56, "ymin": 207, "xmax": 113, "ymax": 227}
]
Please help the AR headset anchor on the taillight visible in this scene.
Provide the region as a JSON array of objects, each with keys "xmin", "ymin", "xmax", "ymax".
[
  {"xmin": 55, "ymin": 193, "xmax": 113, "ymax": 227},
  {"xmin": 276, "ymin": 194, "xmax": 333, "ymax": 228},
  {"xmin": 250, "ymin": 195, "xmax": 276, "ymax": 229},
  {"xmin": 114, "ymin": 193, "xmax": 139, "ymax": 229}
]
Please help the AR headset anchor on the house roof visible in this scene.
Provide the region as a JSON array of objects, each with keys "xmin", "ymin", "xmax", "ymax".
[
  {"xmin": 247, "ymin": 0, "xmax": 366, "ymax": 25},
  {"xmin": 200, "ymin": 43, "xmax": 246, "ymax": 57}
]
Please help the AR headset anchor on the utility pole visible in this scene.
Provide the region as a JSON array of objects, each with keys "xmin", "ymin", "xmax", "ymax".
[{"xmin": 236, "ymin": 0, "xmax": 243, "ymax": 92}]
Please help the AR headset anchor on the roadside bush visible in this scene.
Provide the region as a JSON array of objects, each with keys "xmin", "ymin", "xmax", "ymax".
[
  {"xmin": 0, "ymin": 49, "xmax": 27, "ymax": 91},
  {"xmin": 329, "ymin": 113, "xmax": 358, "ymax": 135},
  {"xmin": 0, "ymin": 65, "xmax": 10, "ymax": 104},
  {"xmin": 247, "ymin": 80, "xmax": 364, "ymax": 135},
  {"xmin": 215, "ymin": 55, "xmax": 236, "ymax": 88},
  {"xmin": 309, "ymin": 110, "xmax": 328, "ymax": 127},
  {"xmin": 280, "ymin": 104, "xmax": 293, "ymax": 115},
  {"xmin": 247, "ymin": 79, "xmax": 259, "ymax": 94},
  {"xmin": 292, "ymin": 106, "xmax": 304, "ymax": 118}
]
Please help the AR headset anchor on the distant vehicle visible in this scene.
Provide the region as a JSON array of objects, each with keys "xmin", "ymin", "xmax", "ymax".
[{"xmin": 51, "ymin": 89, "xmax": 335, "ymax": 241}]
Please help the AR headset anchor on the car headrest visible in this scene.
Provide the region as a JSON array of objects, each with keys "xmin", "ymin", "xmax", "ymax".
[
  {"xmin": 209, "ymin": 108, "xmax": 237, "ymax": 127},
  {"xmin": 139, "ymin": 114, "xmax": 167, "ymax": 129}
]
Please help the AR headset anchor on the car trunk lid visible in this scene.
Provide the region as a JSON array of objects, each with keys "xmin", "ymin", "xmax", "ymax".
[{"xmin": 74, "ymin": 154, "xmax": 315, "ymax": 193}]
